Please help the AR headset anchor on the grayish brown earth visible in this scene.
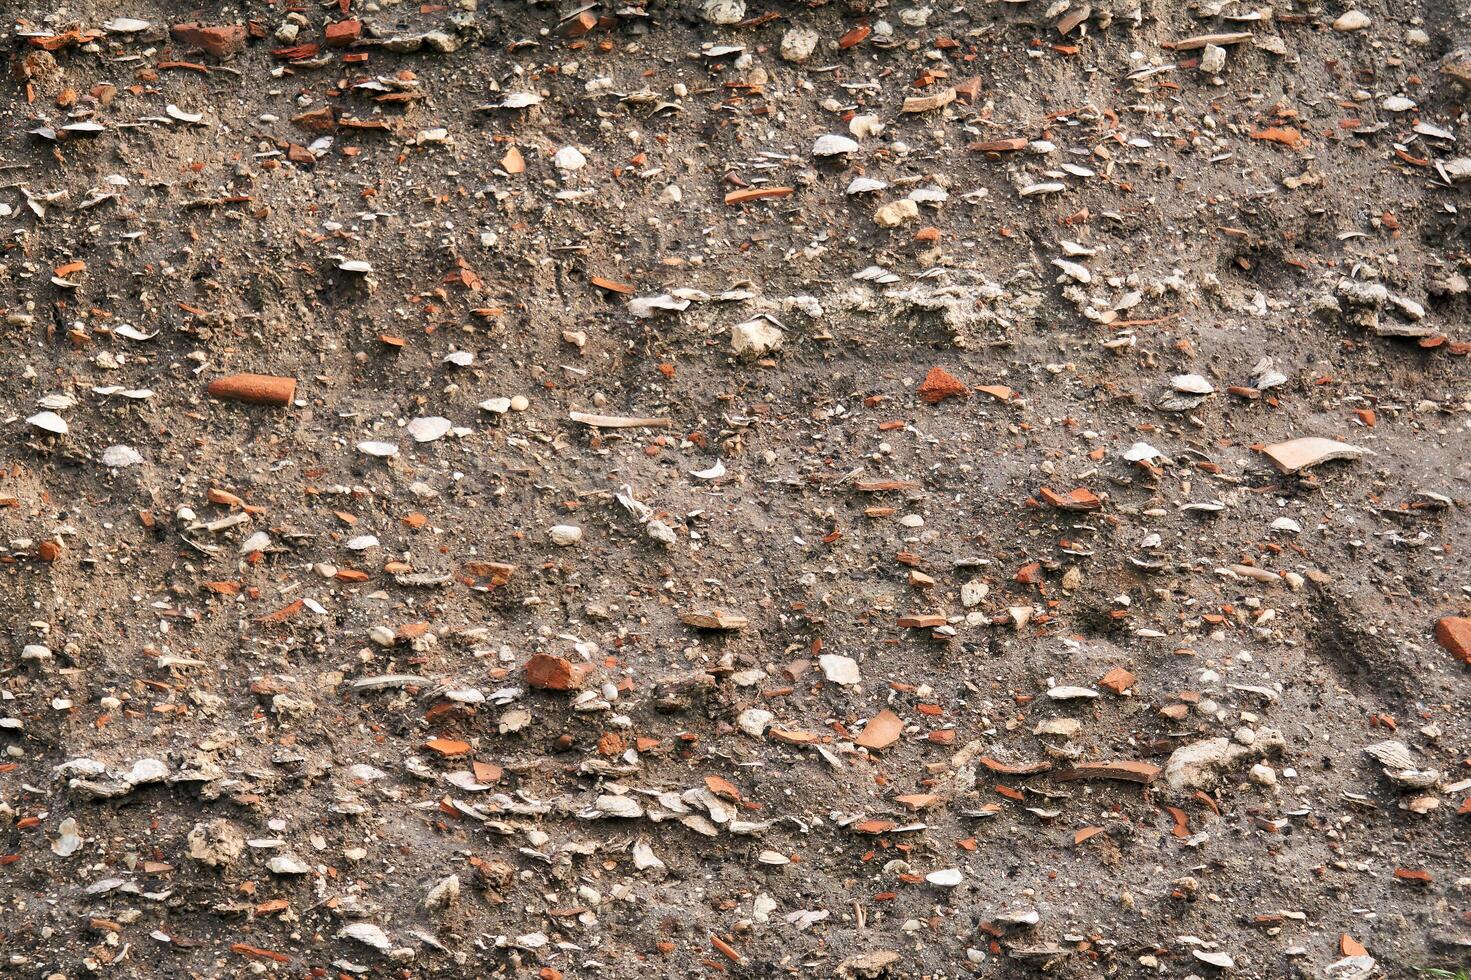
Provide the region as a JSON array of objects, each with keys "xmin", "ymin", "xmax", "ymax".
[{"xmin": 1, "ymin": 1, "xmax": 1469, "ymax": 977}]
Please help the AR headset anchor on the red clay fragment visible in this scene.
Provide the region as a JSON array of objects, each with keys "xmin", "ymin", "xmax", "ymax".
[
  {"xmin": 1098, "ymin": 667, "xmax": 1135, "ymax": 695},
  {"xmin": 525, "ymin": 653, "xmax": 590, "ymax": 691},
  {"xmin": 171, "ymin": 23, "xmax": 247, "ymax": 58},
  {"xmin": 968, "ymin": 138, "xmax": 1027, "ymax": 153},
  {"xmin": 425, "ymin": 737, "xmax": 471, "ymax": 757},
  {"xmin": 292, "ymin": 106, "xmax": 337, "ymax": 134},
  {"xmin": 1250, "ymin": 127, "xmax": 1304, "ymax": 149},
  {"xmin": 838, "ymin": 23, "xmax": 872, "ymax": 48},
  {"xmin": 324, "ymin": 19, "xmax": 361, "ymax": 47},
  {"xmin": 1054, "ymin": 760, "xmax": 1160, "ymax": 784},
  {"xmin": 979, "ymin": 756, "xmax": 1052, "ymax": 775},
  {"xmin": 231, "ymin": 944, "xmax": 291, "ymax": 964},
  {"xmin": 557, "ymin": 10, "xmax": 599, "ymax": 37},
  {"xmin": 1038, "ymin": 487, "xmax": 1102, "ymax": 512},
  {"xmin": 207, "ymin": 373, "xmax": 296, "ymax": 407},
  {"xmin": 1014, "ymin": 561, "xmax": 1043, "ymax": 585},
  {"xmin": 271, "ymin": 43, "xmax": 321, "ymax": 61},
  {"xmin": 723, "ymin": 187, "xmax": 793, "ymax": 205},
  {"xmin": 855, "ymin": 709, "xmax": 903, "ymax": 750},
  {"xmin": 917, "ymin": 367, "xmax": 967, "ymax": 404},
  {"xmin": 1434, "ymin": 616, "xmax": 1471, "ymax": 664}
]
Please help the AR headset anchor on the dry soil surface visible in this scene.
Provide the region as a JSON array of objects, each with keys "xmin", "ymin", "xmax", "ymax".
[{"xmin": 2, "ymin": 1, "xmax": 1471, "ymax": 978}]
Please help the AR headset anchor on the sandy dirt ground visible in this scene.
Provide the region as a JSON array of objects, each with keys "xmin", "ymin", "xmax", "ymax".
[{"xmin": 2, "ymin": 1, "xmax": 1470, "ymax": 977}]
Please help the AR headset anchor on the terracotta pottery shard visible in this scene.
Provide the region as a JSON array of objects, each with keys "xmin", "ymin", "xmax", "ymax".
[
  {"xmin": 171, "ymin": 23, "xmax": 247, "ymax": 58},
  {"xmin": 979, "ymin": 756, "xmax": 1053, "ymax": 776},
  {"xmin": 1259, "ymin": 437, "xmax": 1367, "ymax": 474},
  {"xmin": 896, "ymin": 793, "xmax": 939, "ymax": 810},
  {"xmin": 207, "ymin": 373, "xmax": 296, "ymax": 407},
  {"xmin": 1038, "ymin": 487, "xmax": 1102, "ymax": 512},
  {"xmin": 855, "ymin": 709, "xmax": 903, "ymax": 750},
  {"xmin": 917, "ymin": 367, "xmax": 967, "ymax": 404},
  {"xmin": 324, "ymin": 19, "xmax": 361, "ymax": 47},
  {"xmin": 590, "ymin": 275, "xmax": 635, "ymax": 295},
  {"xmin": 1098, "ymin": 667, "xmax": 1135, "ymax": 694},
  {"xmin": 769, "ymin": 728, "xmax": 818, "ymax": 745},
  {"xmin": 425, "ymin": 737, "xmax": 470, "ymax": 757},
  {"xmin": 1250, "ymin": 127, "xmax": 1304, "ymax": 149},
  {"xmin": 271, "ymin": 42, "xmax": 320, "ymax": 61},
  {"xmin": 231, "ymin": 944, "xmax": 291, "ymax": 964},
  {"xmin": 1054, "ymin": 760, "xmax": 1160, "ymax": 784},
  {"xmin": 1014, "ymin": 561, "xmax": 1043, "ymax": 585},
  {"xmin": 291, "ymin": 106, "xmax": 337, "ymax": 134},
  {"xmin": 724, "ymin": 187, "xmax": 793, "ymax": 205},
  {"xmin": 680, "ymin": 609, "xmax": 748, "ymax": 630},
  {"xmin": 1433, "ymin": 616, "xmax": 1471, "ymax": 663},
  {"xmin": 557, "ymin": 10, "xmax": 599, "ymax": 37},
  {"xmin": 704, "ymin": 775, "xmax": 741, "ymax": 800},
  {"xmin": 838, "ymin": 23, "xmax": 871, "ymax": 49},
  {"xmin": 897, "ymin": 614, "xmax": 945, "ymax": 628},
  {"xmin": 525, "ymin": 653, "xmax": 590, "ymax": 691},
  {"xmin": 463, "ymin": 561, "xmax": 516, "ymax": 588},
  {"xmin": 969, "ymin": 138, "xmax": 1027, "ymax": 154}
]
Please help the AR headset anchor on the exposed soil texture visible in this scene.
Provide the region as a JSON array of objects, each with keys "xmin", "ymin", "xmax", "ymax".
[{"xmin": 2, "ymin": 1, "xmax": 1471, "ymax": 978}]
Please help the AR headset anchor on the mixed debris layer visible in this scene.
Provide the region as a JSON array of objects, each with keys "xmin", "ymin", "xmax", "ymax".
[{"xmin": 3, "ymin": 0, "xmax": 1471, "ymax": 977}]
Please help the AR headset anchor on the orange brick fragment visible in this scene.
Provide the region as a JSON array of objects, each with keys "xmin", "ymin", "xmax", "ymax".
[
  {"xmin": 1434, "ymin": 616, "xmax": 1471, "ymax": 663},
  {"xmin": 525, "ymin": 653, "xmax": 590, "ymax": 691},
  {"xmin": 1250, "ymin": 127, "xmax": 1304, "ymax": 149},
  {"xmin": 325, "ymin": 19, "xmax": 362, "ymax": 46},
  {"xmin": 1098, "ymin": 667, "xmax": 1135, "ymax": 695},
  {"xmin": 425, "ymin": 737, "xmax": 471, "ymax": 757},
  {"xmin": 172, "ymin": 23, "xmax": 247, "ymax": 58},
  {"xmin": 1038, "ymin": 487, "xmax": 1102, "ymax": 512},
  {"xmin": 917, "ymin": 367, "xmax": 967, "ymax": 404},
  {"xmin": 855, "ymin": 710, "xmax": 902, "ymax": 750}
]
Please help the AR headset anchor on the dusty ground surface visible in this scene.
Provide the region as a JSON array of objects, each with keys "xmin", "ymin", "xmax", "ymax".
[{"xmin": 2, "ymin": 1, "xmax": 1470, "ymax": 977}]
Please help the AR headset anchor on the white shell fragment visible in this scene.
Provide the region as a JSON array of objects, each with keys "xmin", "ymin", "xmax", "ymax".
[
  {"xmin": 338, "ymin": 922, "xmax": 393, "ymax": 951},
  {"xmin": 357, "ymin": 441, "xmax": 399, "ymax": 458},
  {"xmin": 27, "ymin": 411, "xmax": 69, "ymax": 435},
  {"xmin": 813, "ymin": 134, "xmax": 860, "ymax": 157},
  {"xmin": 406, "ymin": 416, "xmax": 452, "ymax": 443},
  {"xmin": 100, "ymin": 445, "xmax": 143, "ymax": 468},
  {"xmin": 165, "ymin": 104, "xmax": 205, "ymax": 125}
]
